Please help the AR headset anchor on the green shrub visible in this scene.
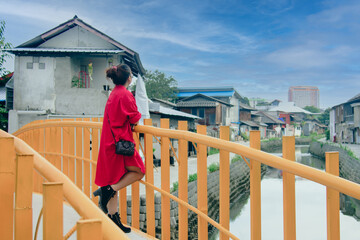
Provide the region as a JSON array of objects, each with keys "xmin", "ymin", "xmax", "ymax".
[
  {"xmin": 240, "ymin": 132, "xmax": 249, "ymax": 141},
  {"xmin": 171, "ymin": 181, "xmax": 178, "ymax": 192},
  {"xmin": 208, "ymin": 162, "xmax": 219, "ymax": 173},
  {"xmin": 208, "ymin": 147, "xmax": 219, "ymax": 155},
  {"xmin": 188, "ymin": 173, "xmax": 197, "ymax": 182},
  {"xmin": 231, "ymin": 155, "xmax": 243, "ymax": 164}
]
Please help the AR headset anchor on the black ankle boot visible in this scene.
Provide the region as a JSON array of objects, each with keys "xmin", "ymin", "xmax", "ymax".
[
  {"xmin": 93, "ymin": 185, "xmax": 115, "ymax": 214},
  {"xmin": 108, "ymin": 212, "xmax": 131, "ymax": 233}
]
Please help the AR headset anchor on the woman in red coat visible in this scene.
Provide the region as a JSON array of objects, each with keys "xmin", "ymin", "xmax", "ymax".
[{"xmin": 94, "ymin": 64, "xmax": 145, "ymax": 233}]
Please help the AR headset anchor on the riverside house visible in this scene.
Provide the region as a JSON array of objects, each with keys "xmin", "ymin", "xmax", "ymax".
[
  {"xmin": 6, "ymin": 16, "xmax": 145, "ymax": 133},
  {"xmin": 330, "ymin": 93, "xmax": 360, "ymax": 144}
]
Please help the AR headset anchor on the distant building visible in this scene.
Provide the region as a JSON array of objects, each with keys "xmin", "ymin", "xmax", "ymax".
[{"xmin": 288, "ymin": 86, "xmax": 319, "ymax": 108}]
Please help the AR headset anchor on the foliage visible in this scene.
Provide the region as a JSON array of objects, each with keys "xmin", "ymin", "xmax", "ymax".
[
  {"xmin": 0, "ymin": 106, "xmax": 8, "ymax": 131},
  {"xmin": 143, "ymin": 70, "xmax": 178, "ymax": 101},
  {"xmin": 231, "ymin": 155, "xmax": 243, "ymax": 164},
  {"xmin": 171, "ymin": 181, "xmax": 178, "ymax": 192},
  {"xmin": 208, "ymin": 163, "xmax": 220, "ymax": 173},
  {"xmin": 208, "ymin": 147, "xmax": 219, "ymax": 155},
  {"xmin": 317, "ymin": 108, "xmax": 330, "ymax": 125},
  {"xmin": 325, "ymin": 129, "xmax": 330, "ymax": 140},
  {"xmin": 304, "ymin": 105, "xmax": 321, "ymax": 113},
  {"xmin": 240, "ymin": 132, "xmax": 249, "ymax": 141},
  {"xmin": 339, "ymin": 144, "xmax": 359, "ymax": 161},
  {"xmin": 0, "ymin": 20, "xmax": 12, "ymax": 76},
  {"xmin": 261, "ymin": 137, "xmax": 281, "ymax": 142},
  {"xmin": 71, "ymin": 76, "xmax": 86, "ymax": 88},
  {"xmin": 188, "ymin": 173, "xmax": 197, "ymax": 182}
]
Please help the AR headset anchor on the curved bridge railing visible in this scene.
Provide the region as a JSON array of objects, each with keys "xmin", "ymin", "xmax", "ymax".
[{"xmin": 2, "ymin": 118, "xmax": 360, "ymax": 240}]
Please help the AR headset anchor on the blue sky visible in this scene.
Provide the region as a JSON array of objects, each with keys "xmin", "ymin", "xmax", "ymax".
[{"xmin": 1, "ymin": 0, "xmax": 360, "ymax": 108}]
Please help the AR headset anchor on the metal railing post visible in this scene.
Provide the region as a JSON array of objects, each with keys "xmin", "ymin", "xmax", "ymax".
[
  {"xmin": 282, "ymin": 136, "xmax": 296, "ymax": 240},
  {"xmin": 15, "ymin": 154, "xmax": 34, "ymax": 240},
  {"xmin": 250, "ymin": 130, "xmax": 261, "ymax": 240},
  {"xmin": 0, "ymin": 137, "xmax": 16, "ymax": 240},
  {"xmin": 77, "ymin": 219, "xmax": 102, "ymax": 240},
  {"xmin": 161, "ymin": 118, "xmax": 171, "ymax": 239},
  {"xmin": 131, "ymin": 132, "xmax": 141, "ymax": 229},
  {"xmin": 326, "ymin": 152, "xmax": 340, "ymax": 240},
  {"xmin": 197, "ymin": 125, "xmax": 208, "ymax": 240},
  {"xmin": 178, "ymin": 121, "xmax": 189, "ymax": 239},
  {"xmin": 219, "ymin": 126, "xmax": 230, "ymax": 240},
  {"xmin": 144, "ymin": 119, "xmax": 155, "ymax": 237},
  {"xmin": 43, "ymin": 182, "xmax": 63, "ymax": 240}
]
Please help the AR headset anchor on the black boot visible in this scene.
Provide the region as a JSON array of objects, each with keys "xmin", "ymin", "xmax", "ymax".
[
  {"xmin": 93, "ymin": 185, "xmax": 115, "ymax": 214},
  {"xmin": 108, "ymin": 212, "xmax": 131, "ymax": 233}
]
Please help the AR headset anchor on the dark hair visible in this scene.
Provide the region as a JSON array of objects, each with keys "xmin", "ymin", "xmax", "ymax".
[{"xmin": 106, "ymin": 64, "xmax": 132, "ymax": 85}]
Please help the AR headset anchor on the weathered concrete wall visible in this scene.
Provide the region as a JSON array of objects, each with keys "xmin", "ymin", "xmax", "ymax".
[
  {"xmin": 309, "ymin": 141, "xmax": 360, "ymax": 220},
  {"xmin": 126, "ymin": 160, "xmax": 267, "ymax": 239}
]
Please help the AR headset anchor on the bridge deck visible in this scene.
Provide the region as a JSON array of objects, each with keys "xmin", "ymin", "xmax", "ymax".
[{"xmin": 32, "ymin": 193, "xmax": 155, "ymax": 240}]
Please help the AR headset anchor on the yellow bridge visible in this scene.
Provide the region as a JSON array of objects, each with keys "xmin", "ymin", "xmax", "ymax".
[{"xmin": 1, "ymin": 118, "xmax": 360, "ymax": 240}]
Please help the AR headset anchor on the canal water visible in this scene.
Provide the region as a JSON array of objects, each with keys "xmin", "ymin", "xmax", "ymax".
[{"xmin": 211, "ymin": 145, "xmax": 360, "ymax": 240}]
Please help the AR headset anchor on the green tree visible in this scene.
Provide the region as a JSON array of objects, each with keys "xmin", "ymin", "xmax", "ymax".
[
  {"xmin": 304, "ymin": 105, "xmax": 321, "ymax": 113},
  {"xmin": 318, "ymin": 108, "xmax": 330, "ymax": 125},
  {"xmin": 0, "ymin": 20, "xmax": 12, "ymax": 76},
  {"xmin": 144, "ymin": 70, "xmax": 178, "ymax": 101}
]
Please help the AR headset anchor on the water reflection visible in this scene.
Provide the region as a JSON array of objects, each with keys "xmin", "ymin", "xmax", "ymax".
[{"xmin": 211, "ymin": 145, "xmax": 360, "ymax": 240}]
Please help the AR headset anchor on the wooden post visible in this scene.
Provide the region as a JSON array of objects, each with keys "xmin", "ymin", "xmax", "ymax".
[
  {"xmin": 0, "ymin": 137, "xmax": 16, "ymax": 240},
  {"xmin": 144, "ymin": 119, "xmax": 155, "ymax": 237},
  {"xmin": 326, "ymin": 152, "xmax": 340, "ymax": 240},
  {"xmin": 77, "ymin": 219, "xmax": 102, "ymax": 240},
  {"xmin": 178, "ymin": 121, "xmax": 188, "ymax": 240},
  {"xmin": 282, "ymin": 136, "xmax": 296, "ymax": 240},
  {"xmin": 161, "ymin": 119, "xmax": 170, "ymax": 239},
  {"xmin": 43, "ymin": 183, "xmax": 63, "ymax": 240},
  {"xmin": 197, "ymin": 125, "xmax": 208, "ymax": 240},
  {"xmin": 219, "ymin": 126, "xmax": 230, "ymax": 240},
  {"xmin": 75, "ymin": 120, "xmax": 83, "ymax": 190},
  {"xmin": 15, "ymin": 154, "xmax": 34, "ymax": 240},
  {"xmin": 250, "ymin": 131, "xmax": 261, "ymax": 240}
]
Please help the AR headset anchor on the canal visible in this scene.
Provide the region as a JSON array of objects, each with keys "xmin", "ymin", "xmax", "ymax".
[{"xmin": 211, "ymin": 145, "xmax": 360, "ymax": 240}]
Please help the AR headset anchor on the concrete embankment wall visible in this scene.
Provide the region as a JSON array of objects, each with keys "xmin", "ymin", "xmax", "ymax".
[
  {"xmin": 126, "ymin": 159, "xmax": 267, "ymax": 239},
  {"xmin": 309, "ymin": 141, "xmax": 360, "ymax": 220},
  {"xmin": 260, "ymin": 137, "xmax": 313, "ymax": 152}
]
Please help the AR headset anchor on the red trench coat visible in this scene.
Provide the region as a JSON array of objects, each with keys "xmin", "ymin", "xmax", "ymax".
[{"xmin": 95, "ymin": 85, "xmax": 145, "ymax": 187}]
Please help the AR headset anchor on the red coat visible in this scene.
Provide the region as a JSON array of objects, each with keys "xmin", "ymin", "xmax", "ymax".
[{"xmin": 95, "ymin": 85, "xmax": 145, "ymax": 187}]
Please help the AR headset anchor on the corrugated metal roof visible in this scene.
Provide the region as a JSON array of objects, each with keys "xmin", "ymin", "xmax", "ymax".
[
  {"xmin": 178, "ymin": 91, "xmax": 234, "ymax": 98},
  {"xmin": 7, "ymin": 48, "xmax": 124, "ymax": 54},
  {"xmin": 0, "ymin": 87, "xmax": 6, "ymax": 101},
  {"xmin": 176, "ymin": 101, "xmax": 217, "ymax": 107},
  {"xmin": 149, "ymin": 103, "xmax": 199, "ymax": 119}
]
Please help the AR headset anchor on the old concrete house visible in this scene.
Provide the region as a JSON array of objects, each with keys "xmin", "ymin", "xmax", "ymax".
[
  {"xmin": 176, "ymin": 93, "xmax": 232, "ymax": 126},
  {"xmin": 330, "ymin": 93, "xmax": 360, "ymax": 143},
  {"xmin": 7, "ymin": 16, "xmax": 145, "ymax": 133},
  {"xmin": 177, "ymin": 87, "xmax": 246, "ymax": 126}
]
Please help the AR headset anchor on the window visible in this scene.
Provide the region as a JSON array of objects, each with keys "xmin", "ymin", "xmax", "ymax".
[
  {"xmin": 192, "ymin": 108, "xmax": 197, "ymax": 115},
  {"xmin": 26, "ymin": 63, "xmax": 33, "ymax": 69},
  {"xmin": 39, "ymin": 63, "xmax": 45, "ymax": 69},
  {"xmin": 199, "ymin": 108, "xmax": 205, "ymax": 118}
]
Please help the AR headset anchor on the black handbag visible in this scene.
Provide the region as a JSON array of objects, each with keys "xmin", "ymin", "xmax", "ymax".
[{"xmin": 107, "ymin": 113, "xmax": 135, "ymax": 156}]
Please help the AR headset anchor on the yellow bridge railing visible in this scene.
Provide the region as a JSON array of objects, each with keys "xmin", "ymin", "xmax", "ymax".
[{"xmin": 1, "ymin": 118, "xmax": 360, "ymax": 240}]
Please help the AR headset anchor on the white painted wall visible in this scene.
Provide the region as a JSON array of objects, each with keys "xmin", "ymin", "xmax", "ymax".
[
  {"xmin": 39, "ymin": 26, "xmax": 117, "ymax": 49},
  {"xmin": 329, "ymin": 109, "xmax": 335, "ymax": 141},
  {"xmin": 14, "ymin": 56, "xmax": 56, "ymax": 111}
]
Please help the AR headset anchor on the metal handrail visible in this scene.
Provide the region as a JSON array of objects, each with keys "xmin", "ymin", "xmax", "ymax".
[
  {"xmin": 0, "ymin": 129, "xmax": 130, "ymax": 240},
  {"xmin": 14, "ymin": 120, "xmax": 360, "ymax": 200}
]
